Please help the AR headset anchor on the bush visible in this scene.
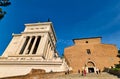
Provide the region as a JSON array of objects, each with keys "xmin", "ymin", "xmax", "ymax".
[
  {"xmin": 115, "ymin": 64, "xmax": 120, "ymax": 68},
  {"xmin": 112, "ymin": 68, "xmax": 120, "ymax": 71}
]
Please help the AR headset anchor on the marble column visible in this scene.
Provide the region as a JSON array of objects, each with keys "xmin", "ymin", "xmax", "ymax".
[
  {"xmin": 23, "ymin": 36, "xmax": 32, "ymax": 55},
  {"xmin": 29, "ymin": 36, "xmax": 38, "ymax": 55}
]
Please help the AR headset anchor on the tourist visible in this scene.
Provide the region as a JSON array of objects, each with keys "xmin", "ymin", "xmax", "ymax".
[
  {"xmin": 64, "ymin": 69, "xmax": 70, "ymax": 75},
  {"xmin": 67, "ymin": 69, "xmax": 69, "ymax": 74},
  {"xmin": 83, "ymin": 69, "xmax": 86, "ymax": 76},
  {"xmin": 65, "ymin": 71, "xmax": 67, "ymax": 75},
  {"xmin": 99, "ymin": 69, "xmax": 101, "ymax": 74},
  {"xmin": 81, "ymin": 70, "xmax": 84, "ymax": 76},
  {"xmin": 78, "ymin": 69, "xmax": 80, "ymax": 74},
  {"xmin": 96, "ymin": 68, "xmax": 99, "ymax": 74}
]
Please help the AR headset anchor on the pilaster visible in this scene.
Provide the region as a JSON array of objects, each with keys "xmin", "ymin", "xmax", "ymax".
[{"xmin": 45, "ymin": 43, "xmax": 50, "ymax": 59}]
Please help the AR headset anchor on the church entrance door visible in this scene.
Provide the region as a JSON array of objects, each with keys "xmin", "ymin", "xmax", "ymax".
[
  {"xmin": 88, "ymin": 67, "xmax": 94, "ymax": 73},
  {"xmin": 86, "ymin": 61, "xmax": 95, "ymax": 73}
]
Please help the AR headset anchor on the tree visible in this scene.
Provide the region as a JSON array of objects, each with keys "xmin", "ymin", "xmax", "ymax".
[
  {"xmin": 0, "ymin": 8, "xmax": 6, "ymax": 19},
  {"xmin": 117, "ymin": 50, "xmax": 120, "ymax": 58},
  {"xmin": 0, "ymin": 0, "xmax": 11, "ymax": 19},
  {"xmin": 118, "ymin": 50, "xmax": 120, "ymax": 54}
]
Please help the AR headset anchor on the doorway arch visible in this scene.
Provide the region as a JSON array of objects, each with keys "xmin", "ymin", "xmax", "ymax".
[{"xmin": 86, "ymin": 61, "xmax": 96, "ymax": 73}]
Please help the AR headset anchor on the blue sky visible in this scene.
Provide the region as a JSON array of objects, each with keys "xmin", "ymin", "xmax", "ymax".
[{"xmin": 0, "ymin": 0, "xmax": 120, "ymax": 56}]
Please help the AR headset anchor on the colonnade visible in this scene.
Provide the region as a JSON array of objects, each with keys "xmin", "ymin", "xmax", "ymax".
[
  {"xmin": 19, "ymin": 36, "xmax": 41, "ymax": 55},
  {"xmin": 15, "ymin": 35, "xmax": 55, "ymax": 60}
]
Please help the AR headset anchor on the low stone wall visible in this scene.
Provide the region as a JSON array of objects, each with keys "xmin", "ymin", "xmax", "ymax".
[
  {"xmin": 2, "ymin": 69, "xmax": 64, "ymax": 79},
  {"xmin": 2, "ymin": 69, "xmax": 46, "ymax": 79}
]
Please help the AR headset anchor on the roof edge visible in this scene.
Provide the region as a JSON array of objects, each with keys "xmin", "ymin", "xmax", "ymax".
[
  {"xmin": 72, "ymin": 36, "xmax": 102, "ymax": 43},
  {"xmin": 24, "ymin": 22, "xmax": 52, "ymax": 26}
]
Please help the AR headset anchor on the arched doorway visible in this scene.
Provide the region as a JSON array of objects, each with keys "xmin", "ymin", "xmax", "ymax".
[{"xmin": 86, "ymin": 61, "xmax": 95, "ymax": 73}]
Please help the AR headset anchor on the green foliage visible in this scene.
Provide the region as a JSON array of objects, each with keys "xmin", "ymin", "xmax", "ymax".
[
  {"xmin": 112, "ymin": 68, "xmax": 120, "ymax": 71},
  {"xmin": 0, "ymin": 0, "xmax": 11, "ymax": 6},
  {"xmin": 0, "ymin": 0, "xmax": 11, "ymax": 20},
  {"xmin": 115, "ymin": 64, "xmax": 120, "ymax": 68},
  {"xmin": 0, "ymin": 10, "xmax": 4, "ymax": 19},
  {"xmin": 111, "ymin": 63, "xmax": 120, "ymax": 71},
  {"xmin": 118, "ymin": 50, "xmax": 120, "ymax": 54},
  {"xmin": 0, "ymin": 13, "xmax": 4, "ymax": 19},
  {"xmin": 0, "ymin": 8, "xmax": 2, "ymax": 12},
  {"xmin": 0, "ymin": 8, "xmax": 6, "ymax": 19}
]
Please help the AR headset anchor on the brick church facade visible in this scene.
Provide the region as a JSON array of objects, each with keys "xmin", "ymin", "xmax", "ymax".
[{"xmin": 64, "ymin": 37, "xmax": 120, "ymax": 73}]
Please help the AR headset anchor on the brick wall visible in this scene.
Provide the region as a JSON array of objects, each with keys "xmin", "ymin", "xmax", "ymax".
[{"xmin": 64, "ymin": 38, "xmax": 120, "ymax": 73}]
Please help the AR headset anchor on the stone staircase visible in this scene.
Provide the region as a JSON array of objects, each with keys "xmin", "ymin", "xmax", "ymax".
[
  {"xmin": 49, "ymin": 72, "xmax": 118, "ymax": 79},
  {"xmin": 2, "ymin": 72, "xmax": 119, "ymax": 79}
]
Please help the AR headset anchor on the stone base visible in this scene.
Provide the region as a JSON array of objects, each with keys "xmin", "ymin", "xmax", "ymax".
[{"xmin": 0, "ymin": 59, "xmax": 69, "ymax": 78}]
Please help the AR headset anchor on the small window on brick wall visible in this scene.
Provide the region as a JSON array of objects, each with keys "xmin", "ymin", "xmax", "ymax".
[
  {"xmin": 86, "ymin": 49, "xmax": 91, "ymax": 54},
  {"xmin": 86, "ymin": 41, "xmax": 88, "ymax": 43}
]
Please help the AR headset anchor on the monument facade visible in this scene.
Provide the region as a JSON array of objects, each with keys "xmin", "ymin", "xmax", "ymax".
[
  {"xmin": 64, "ymin": 37, "xmax": 120, "ymax": 73},
  {"xmin": 0, "ymin": 22, "xmax": 69, "ymax": 78}
]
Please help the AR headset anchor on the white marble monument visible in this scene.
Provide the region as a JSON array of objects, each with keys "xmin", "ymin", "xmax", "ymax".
[{"xmin": 0, "ymin": 22, "xmax": 69, "ymax": 78}]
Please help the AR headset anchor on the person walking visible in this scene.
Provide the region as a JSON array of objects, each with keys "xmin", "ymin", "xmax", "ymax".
[
  {"xmin": 82, "ymin": 70, "xmax": 84, "ymax": 76},
  {"xmin": 96, "ymin": 68, "xmax": 99, "ymax": 74},
  {"xmin": 78, "ymin": 69, "xmax": 80, "ymax": 74},
  {"xmin": 99, "ymin": 69, "xmax": 101, "ymax": 74},
  {"xmin": 83, "ymin": 69, "xmax": 86, "ymax": 76}
]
